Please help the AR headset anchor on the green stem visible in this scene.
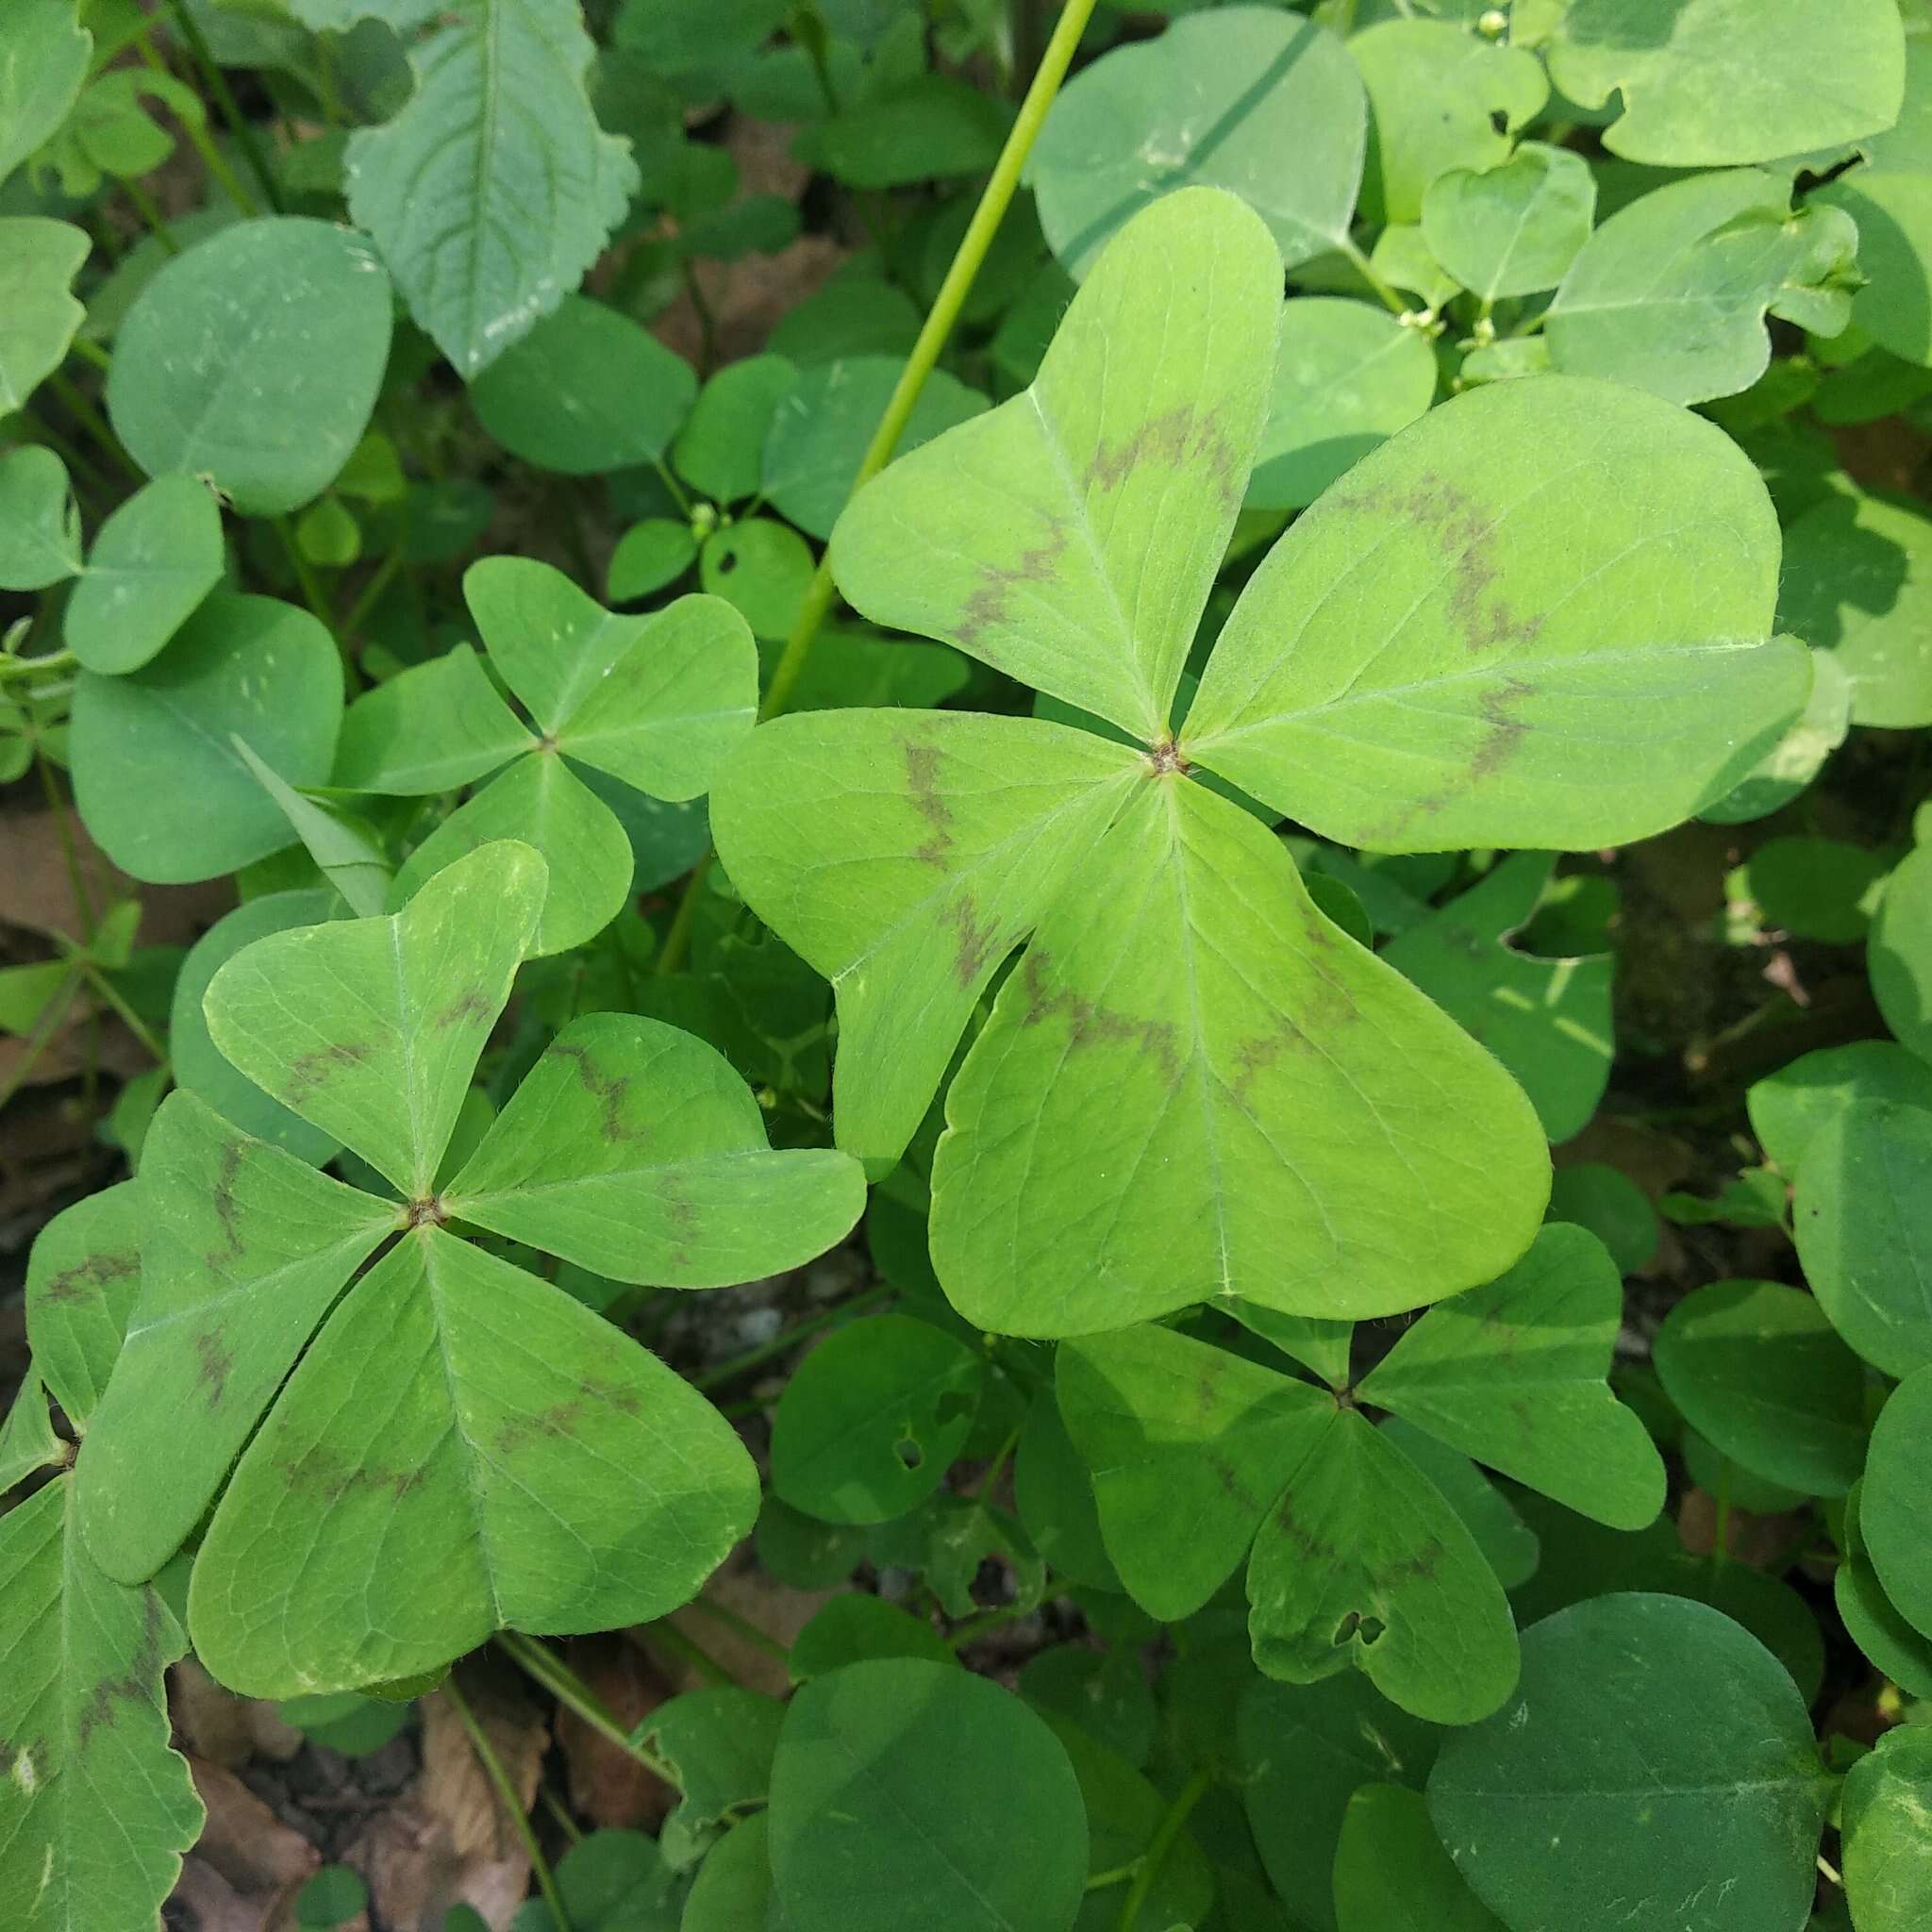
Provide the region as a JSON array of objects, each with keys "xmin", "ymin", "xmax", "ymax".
[
  {"xmin": 653, "ymin": 850, "xmax": 711, "ymax": 976},
  {"xmin": 46, "ymin": 373, "xmax": 142, "ymax": 483},
  {"xmin": 652, "ymin": 457, "xmax": 692, "ymax": 519},
  {"xmin": 1339, "ymin": 237, "xmax": 1408, "ymax": 317},
  {"xmin": 638, "ymin": 1617, "xmax": 735, "ymax": 1687},
  {"xmin": 695, "ymin": 1281, "xmax": 893, "ymax": 1391},
  {"xmin": 67, "ymin": 336, "xmax": 111, "ymax": 375},
  {"xmin": 135, "ymin": 28, "xmax": 262, "ymax": 219},
  {"xmin": 339, "ymin": 546, "xmax": 405, "ymax": 645},
  {"xmin": 158, "ymin": 2, "xmax": 284, "ymax": 213},
  {"xmin": 121, "ymin": 175, "xmax": 179, "ymax": 253},
  {"xmin": 0, "ymin": 648, "xmax": 77, "ymax": 683},
  {"xmin": 679, "ymin": 258, "xmax": 718, "ymax": 374},
  {"xmin": 0, "ymin": 974, "xmax": 84, "ymax": 1115},
  {"xmin": 444, "ymin": 1678, "xmax": 571, "ymax": 1932},
  {"xmin": 945, "ymin": 1597, "xmax": 1039, "ymax": 1652},
  {"xmin": 73, "ymin": 958, "xmax": 167, "ymax": 1064},
  {"xmin": 686, "ymin": 1595, "xmax": 793, "ymax": 1669},
  {"xmin": 1115, "ymin": 1769, "xmax": 1210, "ymax": 1932},
  {"xmin": 1085, "ymin": 1861, "xmax": 1141, "ymax": 1892},
  {"xmin": 760, "ymin": 0, "xmax": 1102, "ymax": 721},
  {"xmin": 495, "ymin": 1631, "xmax": 681, "ymax": 1785},
  {"xmin": 273, "ymin": 516, "xmax": 336, "ymax": 630},
  {"xmin": 791, "ymin": 4, "xmax": 841, "ymax": 114},
  {"xmin": 973, "ymin": 1424, "xmax": 1022, "ymax": 1503},
  {"xmin": 38, "ymin": 751, "xmax": 97, "ymax": 937}
]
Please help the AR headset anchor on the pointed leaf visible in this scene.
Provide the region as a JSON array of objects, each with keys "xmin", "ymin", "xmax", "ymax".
[
  {"xmin": 0, "ymin": 444, "xmax": 82, "ymax": 591},
  {"xmin": 0, "ymin": 217, "xmax": 89, "ymax": 413},
  {"xmin": 25, "ymin": 1181, "xmax": 143, "ymax": 1428},
  {"xmin": 0, "ymin": 1371, "xmax": 63, "ymax": 1493},
  {"xmin": 77, "ymin": 1093, "xmax": 393, "ymax": 1584},
  {"xmin": 709, "ymin": 708, "xmax": 1138, "ymax": 1170},
  {"xmin": 1358, "ymin": 1224, "xmax": 1665, "ymax": 1529},
  {"xmin": 830, "ymin": 187, "xmax": 1281, "ymax": 740},
  {"xmin": 205, "ymin": 841, "xmax": 545, "ymax": 1197},
  {"xmin": 1247, "ymin": 1407, "xmax": 1518, "ymax": 1724},
  {"xmin": 333, "ymin": 643, "xmax": 534, "ymax": 794},
  {"xmin": 1185, "ymin": 375, "xmax": 1807, "ymax": 853},
  {"xmin": 63, "ymin": 472, "xmax": 223, "ymax": 675},
  {"xmin": 1056, "ymin": 1321, "xmax": 1333, "ymax": 1623},
  {"xmin": 444, "ymin": 1012, "xmax": 866, "ymax": 1286},
  {"xmin": 932, "ymin": 780, "xmax": 1547, "ymax": 1332},
  {"xmin": 345, "ymin": 0, "xmax": 637, "ymax": 375},
  {"xmin": 188, "ymin": 1226, "xmax": 759, "ymax": 1695},
  {"xmin": 0, "ymin": 1477, "xmax": 203, "ymax": 1932},
  {"xmin": 390, "ymin": 753, "xmax": 631, "ymax": 955},
  {"xmin": 235, "ymin": 736, "xmax": 393, "ymax": 919}
]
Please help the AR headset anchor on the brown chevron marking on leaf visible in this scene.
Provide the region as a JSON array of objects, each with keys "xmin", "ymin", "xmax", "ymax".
[
  {"xmin": 285, "ymin": 1040, "xmax": 374, "ymax": 1105},
  {"xmin": 1017, "ymin": 948, "xmax": 1180, "ymax": 1083},
  {"xmin": 38, "ymin": 1248, "xmax": 138, "ymax": 1305},
  {"xmin": 192, "ymin": 1329, "xmax": 234, "ymax": 1409},
  {"xmin": 955, "ymin": 516, "xmax": 1071, "ymax": 647},
  {"xmin": 906, "ymin": 741, "xmax": 954, "ymax": 867},
  {"xmin": 1082, "ymin": 403, "xmax": 1245, "ymax": 517}
]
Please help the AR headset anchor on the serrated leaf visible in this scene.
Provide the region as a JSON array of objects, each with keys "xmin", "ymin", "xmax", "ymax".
[
  {"xmin": 0, "ymin": 0, "xmax": 91, "ymax": 185},
  {"xmin": 1426, "ymin": 1594, "xmax": 1830, "ymax": 1932},
  {"xmin": 0, "ymin": 217, "xmax": 89, "ymax": 413},
  {"xmin": 346, "ymin": 0, "xmax": 641, "ymax": 375},
  {"xmin": 1423, "ymin": 143, "xmax": 1595, "ymax": 303},
  {"xmin": 105, "ymin": 218, "xmax": 393, "ymax": 515},
  {"xmin": 1358, "ymin": 1224, "xmax": 1664, "ymax": 1528},
  {"xmin": 1183, "ymin": 375, "xmax": 1807, "ymax": 852},
  {"xmin": 204, "ymin": 840, "xmax": 544, "ymax": 1197},
  {"xmin": 0, "ymin": 444, "xmax": 82, "ymax": 591},
  {"xmin": 443, "ymin": 1011, "xmax": 866, "ymax": 1285},
  {"xmin": 1381, "ymin": 853, "xmax": 1613, "ymax": 1142},
  {"xmin": 1546, "ymin": 170, "xmax": 1857, "ymax": 406},
  {"xmin": 62, "ymin": 473, "xmax": 223, "ymax": 675},
  {"xmin": 187, "ymin": 1224, "xmax": 759, "ymax": 1695},
  {"xmin": 77, "ymin": 1093, "xmax": 394, "ymax": 1584},
  {"xmin": 1026, "ymin": 9, "xmax": 1365, "ymax": 277}
]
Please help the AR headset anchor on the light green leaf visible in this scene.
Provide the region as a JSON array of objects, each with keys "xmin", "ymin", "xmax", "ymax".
[
  {"xmin": 1842, "ymin": 1716, "xmax": 1932, "ymax": 1931},
  {"xmin": 1422, "ymin": 143, "xmax": 1595, "ymax": 303},
  {"xmin": 106, "ymin": 218, "xmax": 394, "ymax": 515},
  {"xmin": 1247, "ymin": 1403, "xmax": 1519, "ymax": 1724},
  {"xmin": 1523, "ymin": 0, "xmax": 1906, "ymax": 167},
  {"xmin": 1748, "ymin": 1041, "xmax": 1932, "ymax": 1173},
  {"xmin": 763, "ymin": 354, "xmax": 987, "ymax": 542},
  {"xmin": 77, "ymin": 1093, "xmax": 394, "ymax": 1584},
  {"xmin": 1381, "ymin": 853, "xmax": 1613, "ymax": 1142},
  {"xmin": 1864, "ymin": 1368, "xmax": 1932, "ymax": 1643},
  {"xmin": 204, "ymin": 841, "xmax": 545, "ymax": 1198},
  {"xmin": 1026, "ymin": 10, "xmax": 1366, "ymax": 277},
  {"xmin": 187, "ymin": 1224, "xmax": 759, "ymax": 1695},
  {"xmin": 0, "ymin": 444, "xmax": 82, "ymax": 591},
  {"xmin": 469, "ymin": 295, "xmax": 697, "ymax": 474},
  {"xmin": 0, "ymin": 217, "xmax": 89, "ymax": 412},
  {"xmin": 1655, "ymin": 1279, "xmax": 1869, "ymax": 1497},
  {"xmin": 1358, "ymin": 1224, "xmax": 1664, "ymax": 1528},
  {"xmin": 766, "ymin": 1659, "xmax": 1089, "ymax": 1932},
  {"xmin": 1056, "ymin": 1321, "xmax": 1333, "ymax": 1622},
  {"xmin": 701, "ymin": 518, "xmax": 811, "ymax": 640},
  {"xmin": 0, "ymin": 1370, "xmax": 62, "ymax": 1494},
  {"xmin": 931, "ymin": 780, "xmax": 1546, "ymax": 1332},
  {"xmin": 1379, "ymin": 1418, "xmax": 1540, "ymax": 1592},
  {"xmin": 1349, "ymin": 19, "xmax": 1547, "ymax": 227},
  {"xmin": 607, "ymin": 519, "xmax": 698, "ymax": 604},
  {"xmin": 832, "ymin": 189, "xmax": 1277, "ymax": 739},
  {"xmin": 345, "ymin": 0, "xmax": 638, "ymax": 375},
  {"xmin": 1794, "ymin": 1098, "xmax": 1932, "ymax": 1377},
  {"xmin": 1814, "ymin": 171, "xmax": 1932, "ymax": 367},
  {"xmin": 674, "ymin": 354, "xmax": 797, "ymax": 504},
  {"xmin": 708, "ymin": 708, "xmax": 1139, "ymax": 1174},
  {"xmin": 235, "ymin": 737, "xmax": 394, "ymax": 919},
  {"xmin": 69, "ymin": 591, "xmax": 343, "ymax": 883},
  {"xmin": 643, "ymin": 1689, "xmax": 785, "ymax": 1871},
  {"xmin": 0, "ymin": 0, "xmax": 90, "ymax": 184},
  {"xmin": 0, "ymin": 1477, "xmax": 202, "ymax": 1932},
  {"xmin": 25, "ymin": 1182, "xmax": 143, "ymax": 1429},
  {"xmin": 333, "ymin": 643, "xmax": 535, "ymax": 794},
  {"xmin": 793, "ymin": 72, "xmax": 1012, "ymax": 189},
  {"xmin": 769, "ymin": 1314, "xmax": 983, "ymax": 1525},
  {"xmin": 1700, "ymin": 645, "xmax": 1851, "ymax": 824},
  {"xmin": 1334, "ymin": 1784, "xmax": 1505, "ymax": 1932},
  {"xmin": 1247, "ymin": 297, "xmax": 1438, "ymax": 512},
  {"xmin": 1777, "ymin": 489, "xmax": 1932, "ymax": 729},
  {"xmin": 391, "ymin": 752, "xmax": 636, "ymax": 955},
  {"xmin": 1546, "ymin": 171, "xmax": 1858, "ymax": 406},
  {"xmin": 63, "ymin": 473, "xmax": 224, "ymax": 675},
  {"xmin": 444, "ymin": 1011, "xmax": 866, "ymax": 1285},
  {"xmin": 1427, "ymin": 1594, "xmax": 1831, "ymax": 1932},
  {"xmin": 1226, "ymin": 1301, "xmax": 1356, "ymax": 1390},
  {"xmin": 1874, "ymin": 842, "xmax": 1932, "ymax": 1058},
  {"xmin": 1184, "ymin": 375, "xmax": 1807, "ymax": 852}
]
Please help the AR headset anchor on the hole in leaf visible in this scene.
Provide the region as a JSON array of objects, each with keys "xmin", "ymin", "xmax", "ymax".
[
  {"xmin": 1334, "ymin": 1611, "xmax": 1387, "ymax": 1648},
  {"xmin": 1489, "ymin": 108, "xmax": 1509, "ymax": 136},
  {"xmin": 715, "ymin": 548, "xmax": 738, "ymax": 575},
  {"xmin": 893, "ymin": 1437, "xmax": 923, "ymax": 1470}
]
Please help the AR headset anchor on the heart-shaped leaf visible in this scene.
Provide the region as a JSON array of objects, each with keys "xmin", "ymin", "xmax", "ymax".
[
  {"xmin": 63, "ymin": 472, "xmax": 224, "ymax": 675},
  {"xmin": 0, "ymin": 216, "xmax": 89, "ymax": 413}
]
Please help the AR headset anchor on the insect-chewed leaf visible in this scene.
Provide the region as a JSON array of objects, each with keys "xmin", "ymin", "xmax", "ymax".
[
  {"xmin": 78, "ymin": 1093, "xmax": 393, "ymax": 1585},
  {"xmin": 0, "ymin": 217, "xmax": 89, "ymax": 415},
  {"xmin": 932, "ymin": 780, "xmax": 1546, "ymax": 1332},
  {"xmin": 188, "ymin": 1225, "xmax": 759, "ymax": 1696},
  {"xmin": 1247, "ymin": 1405, "xmax": 1520, "ymax": 1725},
  {"xmin": 1057, "ymin": 1321, "xmax": 1333, "ymax": 1623},
  {"xmin": 1357, "ymin": 1224, "xmax": 1666, "ymax": 1529},
  {"xmin": 708, "ymin": 708, "xmax": 1140, "ymax": 1172},
  {"xmin": 1426, "ymin": 1594, "xmax": 1830, "ymax": 1932},
  {"xmin": 204, "ymin": 840, "xmax": 546, "ymax": 1198},
  {"xmin": 1185, "ymin": 374, "xmax": 1808, "ymax": 853},
  {"xmin": 344, "ymin": 0, "xmax": 637, "ymax": 375},
  {"xmin": 830, "ymin": 187, "xmax": 1282, "ymax": 741},
  {"xmin": 444, "ymin": 1012, "xmax": 866, "ymax": 1287},
  {"xmin": 24, "ymin": 1182, "xmax": 143, "ymax": 1429},
  {"xmin": 0, "ymin": 1478, "xmax": 204, "ymax": 1932}
]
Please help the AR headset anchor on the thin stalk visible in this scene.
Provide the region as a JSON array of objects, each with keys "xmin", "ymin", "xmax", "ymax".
[
  {"xmin": 652, "ymin": 457, "xmax": 692, "ymax": 519},
  {"xmin": 273, "ymin": 516, "xmax": 336, "ymax": 629},
  {"xmin": 0, "ymin": 975, "xmax": 84, "ymax": 1115},
  {"xmin": 17, "ymin": 408, "xmax": 108, "ymax": 493},
  {"xmin": 38, "ymin": 752, "xmax": 97, "ymax": 936},
  {"xmin": 158, "ymin": 1, "xmax": 284, "ymax": 213},
  {"xmin": 135, "ymin": 28, "xmax": 262, "ymax": 218},
  {"xmin": 653, "ymin": 850, "xmax": 710, "ymax": 976},
  {"xmin": 1339, "ymin": 237, "xmax": 1409, "ymax": 317},
  {"xmin": 1084, "ymin": 1861, "xmax": 1141, "ymax": 1892},
  {"xmin": 75, "ymin": 960, "xmax": 167, "ymax": 1065},
  {"xmin": 760, "ymin": 0, "xmax": 1102, "ymax": 722},
  {"xmin": 443, "ymin": 1678, "xmax": 571, "ymax": 1932},
  {"xmin": 494, "ymin": 1632, "xmax": 681, "ymax": 1784},
  {"xmin": 1115, "ymin": 1769, "xmax": 1210, "ymax": 1932},
  {"xmin": 638, "ymin": 1617, "xmax": 735, "ymax": 1687},
  {"xmin": 694, "ymin": 1280, "xmax": 893, "ymax": 1391},
  {"xmin": 945, "ymin": 1597, "xmax": 1040, "ymax": 1652},
  {"xmin": 46, "ymin": 373, "xmax": 142, "ymax": 483},
  {"xmin": 67, "ymin": 337, "xmax": 111, "ymax": 375},
  {"xmin": 539, "ymin": 1784, "xmax": 584, "ymax": 1845},
  {"xmin": 679, "ymin": 259, "xmax": 719, "ymax": 373},
  {"xmin": 339, "ymin": 546, "xmax": 405, "ymax": 645},
  {"xmin": 973, "ymin": 1424, "xmax": 1022, "ymax": 1502},
  {"xmin": 791, "ymin": 5, "xmax": 841, "ymax": 114},
  {"xmin": 0, "ymin": 649, "xmax": 77, "ymax": 684},
  {"xmin": 122, "ymin": 176, "xmax": 179, "ymax": 253},
  {"xmin": 685, "ymin": 1594, "xmax": 792, "ymax": 1669}
]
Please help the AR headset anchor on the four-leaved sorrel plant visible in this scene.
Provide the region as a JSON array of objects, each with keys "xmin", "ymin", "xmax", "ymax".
[
  {"xmin": 711, "ymin": 186, "xmax": 1811, "ymax": 1337},
  {"xmin": 74, "ymin": 841, "xmax": 863, "ymax": 1694}
]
